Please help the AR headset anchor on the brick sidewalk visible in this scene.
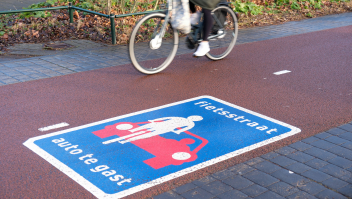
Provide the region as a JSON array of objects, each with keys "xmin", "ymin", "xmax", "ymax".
[{"xmin": 153, "ymin": 123, "xmax": 352, "ymax": 199}]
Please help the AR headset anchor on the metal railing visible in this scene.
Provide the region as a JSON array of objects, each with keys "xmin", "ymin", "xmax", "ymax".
[{"xmin": 0, "ymin": 2, "xmax": 165, "ymax": 44}]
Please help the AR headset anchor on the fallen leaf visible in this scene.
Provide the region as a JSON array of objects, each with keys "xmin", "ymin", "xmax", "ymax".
[
  {"xmin": 24, "ymin": 31, "xmax": 31, "ymax": 36},
  {"xmin": 32, "ymin": 30, "xmax": 39, "ymax": 38},
  {"xmin": 3, "ymin": 34, "xmax": 8, "ymax": 39},
  {"xmin": 74, "ymin": 10, "xmax": 80, "ymax": 19}
]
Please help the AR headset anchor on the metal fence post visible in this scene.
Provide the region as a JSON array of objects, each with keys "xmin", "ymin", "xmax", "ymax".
[
  {"xmin": 68, "ymin": 2, "xmax": 73, "ymax": 23},
  {"xmin": 110, "ymin": 14, "xmax": 116, "ymax": 45}
]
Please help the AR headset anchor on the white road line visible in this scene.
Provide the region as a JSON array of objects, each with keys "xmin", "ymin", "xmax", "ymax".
[
  {"xmin": 38, "ymin": 122, "xmax": 69, "ymax": 132},
  {"xmin": 274, "ymin": 70, "xmax": 291, "ymax": 75}
]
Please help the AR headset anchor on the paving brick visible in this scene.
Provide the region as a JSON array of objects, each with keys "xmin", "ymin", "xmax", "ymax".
[
  {"xmin": 241, "ymin": 184, "xmax": 268, "ymax": 197},
  {"xmin": 200, "ymin": 181, "xmax": 233, "ymax": 196},
  {"xmin": 315, "ymin": 189, "xmax": 347, "ymax": 199},
  {"xmin": 211, "ymin": 170, "xmax": 236, "ymax": 180},
  {"xmin": 338, "ymin": 184, "xmax": 352, "ymax": 198},
  {"xmin": 222, "ymin": 175, "xmax": 253, "ymax": 190},
  {"xmin": 252, "ymin": 191, "xmax": 284, "ymax": 199},
  {"xmin": 217, "ymin": 189, "xmax": 248, "ymax": 199},
  {"xmin": 192, "ymin": 176, "xmax": 217, "ymax": 187},
  {"xmin": 252, "ymin": 160, "xmax": 281, "ymax": 174},
  {"xmin": 13, "ymin": 75, "xmax": 34, "ymax": 82},
  {"xmin": 28, "ymin": 73, "xmax": 49, "ymax": 79},
  {"xmin": 298, "ymin": 181, "xmax": 326, "ymax": 195},
  {"xmin": 228, "ymin": 163, "xmax": 255, "ymax": 175},
  {"xmin": 275, "ymin": 146, "xmax": 297, "ymax": 155},
  {"xmin": 339, "ymin": 132, "xmax": 352, "ymax": 142},
  {"xmin": 243, "ymin": 170, "xmax": 279, "ymax": 187},
  {"xmin": 325, "ymin": 136, "xmax": 348, "ymax": 146},
  {"xmin": 1, "ymin": 78, "xmax": 20, "ymax": 84},
  {"xmin": 327, "ymin": 128, "xmax": 348, "ymax": 136},
  {"xmin": 181, "ymin": 187, "xmax": 214, "ymax": 199},
  {"xmin": 314, "ymin": 132, "xmax": 332, "ymax": 139},
  {"xmin": 43, "ymin": 72, "xmax": 62, "ymax": 77},
  {"xmin": 261, "ymin": 152, "xmax": 280, "ymax": 160},
  {"xmin": 305, "ymin": 158, "xmax": 329, "ymax": 169},
  {"xmin": 304, "ymin": 147, "xmax": 337, "ymax": 161},
  {"xmin": 341, "ymin": 141, "xmax": 352, "ymax": 150},
  {"xmin": 270, "ymin": 156, "xmax": 297, "ymax": 167},
  {"xmin": 327, "ymin": 157, "xmax": 352, "ymax": 169},
  {"xmin": 153, "ymin": 191, "xmax": 184, "ymax": 199},
  {"xmin": 286, "ymin": 191, "xmax": 318, "ymax": 199},
  {"xmin": 267, "ymin": 182, "xmax": 299, "ymax": 197},
  {"xmin": 173, "ymin": 183, "xmax": 197, "ymax": 194},
  {"xmin": 348, "ymin": 167, "xmax": 352, "ymax": 172},
  {"xmin": 328, "ymin": 146, "xmax": 352, "ymax": 161},
  {"xmin": 286, "ymin": 151, "xmax": 315, "ymax": 163},
  {"xmin": 310, "ymin": 140, "xmax": 338, "ymax": 150},
  {"xmin": 338, "ymin": 123, "xmax": 352, "ymax": 132},
  {"xmin": 322, "ymin": 177, "xmax": 349, "ymax": 190},
  {"xmin": 17, "ymin": 70, "xmax": 38, "ymax": 75},
  {"xmin": 244, "ymin": 157, "xmax": 265, "ymax": 166},
  {"xmin": 301, "ymin": 169, "xmax": 332, "ymax": 182},
  {"xmin": 285, "ymin": 162, "xmax": 312, "ymax": 174},
  {"xmin": 271, "ymin": 169, "xmax": 310, "ymax": 187},
  {"xmin": 290, "ymin": 141, "xmax": 314, "ymax": 151},
  {"xmin": 318, "ymin": 164, "xmax": 352, "ymax": 182}
]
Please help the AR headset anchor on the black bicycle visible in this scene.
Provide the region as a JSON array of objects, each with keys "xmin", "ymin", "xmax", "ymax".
[{"xmin": 128, "ymin": 0, "xmax": 238, "ymax": 74}]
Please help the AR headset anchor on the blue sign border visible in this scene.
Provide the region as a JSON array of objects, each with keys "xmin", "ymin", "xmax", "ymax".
[{"xmin": 23, "ymin": 96, "xmax": 301, "ymax": 198}]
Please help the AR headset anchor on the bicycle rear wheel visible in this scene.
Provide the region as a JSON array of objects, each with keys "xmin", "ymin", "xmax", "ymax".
[
  {"xmin": 206, "ymin": 6, "xmax": 238, "ymax": 60},
  {"xmin": 129, "ymin": 12, "xmax": 179, "ymax": 74}
]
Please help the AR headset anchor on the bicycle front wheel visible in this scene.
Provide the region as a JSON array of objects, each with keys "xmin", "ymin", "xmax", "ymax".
[
  {"xmin": 206, "ymin": 6, "xmax": 238, "ymax": 60},
  {"xmin": 129, "ymin": 12, "xmax": 179, "ymax": 74}
]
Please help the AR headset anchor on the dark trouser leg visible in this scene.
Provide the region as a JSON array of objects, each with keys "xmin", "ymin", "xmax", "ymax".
[{"xmin": 202, "ymin": 9, "xmax": 213, "ymax": 41}]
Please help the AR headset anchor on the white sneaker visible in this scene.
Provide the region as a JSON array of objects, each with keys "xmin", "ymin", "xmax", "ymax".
[
  {"xmin": 193, "ymin": 42, "xmax": 210, "ymax": 57},
  {"xmin": 190, "ymin": 12, "xmax": 200, "ymax": 25}
]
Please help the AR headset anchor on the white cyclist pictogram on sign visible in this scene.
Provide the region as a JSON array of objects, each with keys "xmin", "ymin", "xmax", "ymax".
[{"xmin": 104, "ymin": 116, "xmax": 203, "ymax": 144}]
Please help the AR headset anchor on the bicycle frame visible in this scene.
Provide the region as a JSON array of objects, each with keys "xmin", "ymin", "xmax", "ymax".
[{"xmin": 158, "ymin": 0, "xmax": 173, "ymax": 38}]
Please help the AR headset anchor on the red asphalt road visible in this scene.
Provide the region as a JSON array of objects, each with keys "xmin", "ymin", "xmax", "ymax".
[{"xmin": 1, "ymin": 25, "xmax": 352, "ymax": 199}]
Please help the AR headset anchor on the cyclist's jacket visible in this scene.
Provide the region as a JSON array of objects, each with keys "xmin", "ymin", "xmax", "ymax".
[{"xmin": 190, "ymin": 0, "xmax": 222, "ymax": 10}]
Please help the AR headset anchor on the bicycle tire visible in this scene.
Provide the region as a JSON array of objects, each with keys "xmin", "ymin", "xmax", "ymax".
[
  {"xmin": 129, "ymin": 12, "xmax": 179, "ymax": 75},
  {"xmin": 206, "ymin": 6, "xmax": 238, "ymax": 60}
]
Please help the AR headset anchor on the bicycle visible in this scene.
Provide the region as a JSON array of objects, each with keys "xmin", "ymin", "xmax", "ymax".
[{"xmin": 128, "ymin": 0, "xmax": 238, "ymax": 75}]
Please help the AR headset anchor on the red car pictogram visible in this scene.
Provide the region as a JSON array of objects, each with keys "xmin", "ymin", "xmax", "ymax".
[{"xmin": 92, "ymin": 121, "xmax": 208, "ymax": 169}]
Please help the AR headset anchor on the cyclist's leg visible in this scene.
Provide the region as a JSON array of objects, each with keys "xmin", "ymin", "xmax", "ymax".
[
  {"xmin": 194, "ymin": 8, "xmax": 212, "ymax": 57},
  {"xmin": 202, "ymin": 9, "xmax": 213, "ymax": 42}
]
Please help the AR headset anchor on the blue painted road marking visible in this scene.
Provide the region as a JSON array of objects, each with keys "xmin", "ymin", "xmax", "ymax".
[{"xmin": 24, "ymin": 96, "xmax": 301, "ymax": 198}]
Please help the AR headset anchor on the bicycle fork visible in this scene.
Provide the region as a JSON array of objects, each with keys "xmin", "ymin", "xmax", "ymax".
[{"xmin": 149, "ymin": 0, "xmax": 172, "ymax": 50}]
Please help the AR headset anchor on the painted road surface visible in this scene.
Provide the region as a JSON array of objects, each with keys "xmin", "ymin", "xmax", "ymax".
[
  {"xmin": 24, "ymin": 96, "xmax": 300, "ymax": 198},
  {"xmin": 1, "ymin": 25, "xmax": 352, "ymax": 199}
]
